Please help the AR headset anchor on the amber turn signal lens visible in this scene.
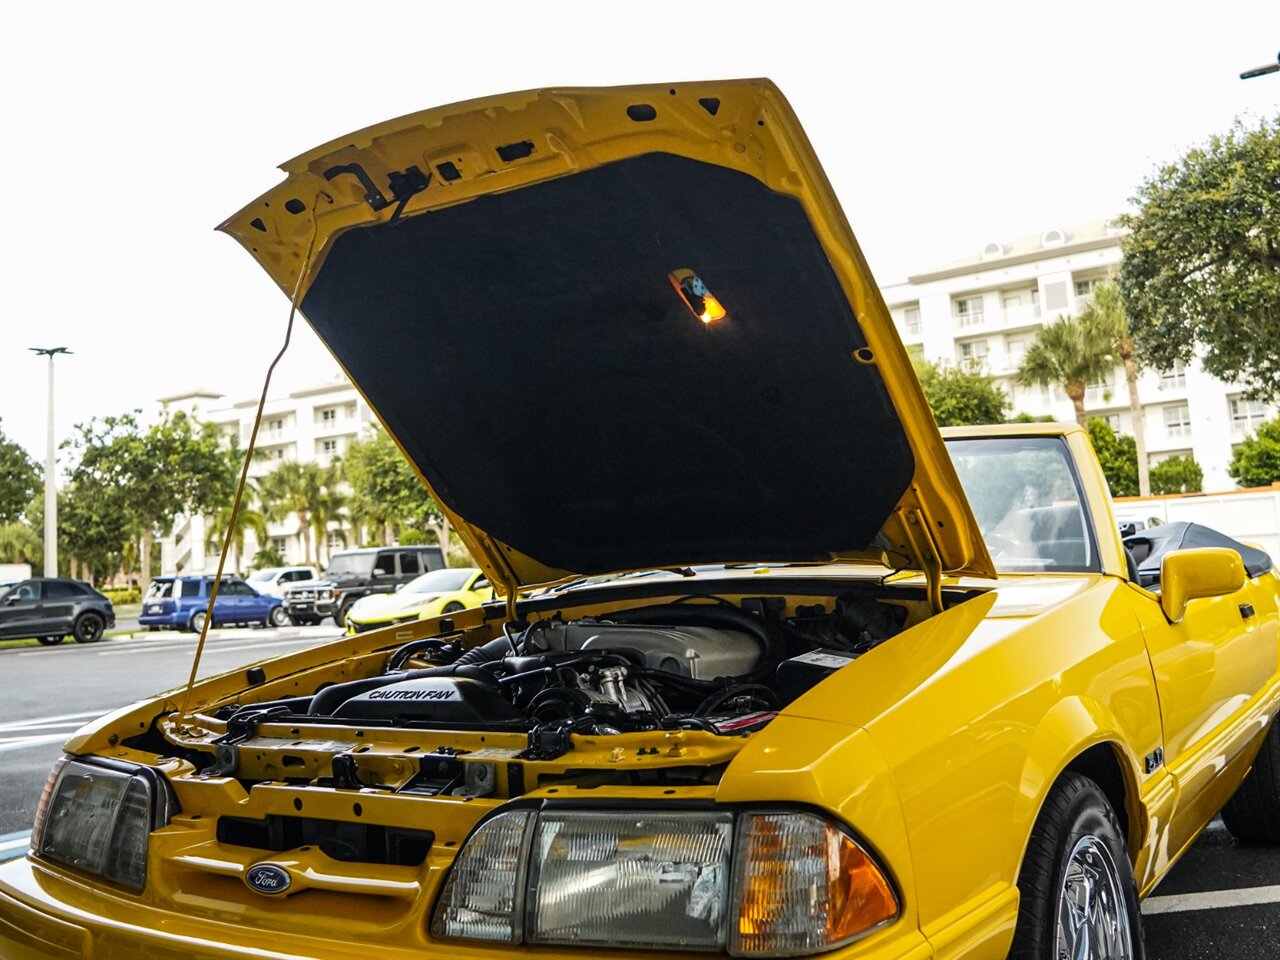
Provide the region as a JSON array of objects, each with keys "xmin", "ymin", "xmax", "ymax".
[{"xmin": 732, "ymin": 812, "xmax": 897, "ymax": 956}]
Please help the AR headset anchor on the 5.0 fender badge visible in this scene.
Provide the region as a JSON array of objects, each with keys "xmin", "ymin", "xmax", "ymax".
[{"xmin": 245, "ymin": 863, "xmax": 292, "ymax": 895}]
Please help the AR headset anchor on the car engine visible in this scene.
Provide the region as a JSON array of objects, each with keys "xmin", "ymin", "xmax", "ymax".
[{"xmin": 226, "ymin": 595, "xmax": 907, "ymax": 754}]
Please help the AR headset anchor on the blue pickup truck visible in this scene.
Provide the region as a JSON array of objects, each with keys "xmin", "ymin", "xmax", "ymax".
[{"xmin": 139, "ymin": 576, "xmax": 287, "ymax": 632}]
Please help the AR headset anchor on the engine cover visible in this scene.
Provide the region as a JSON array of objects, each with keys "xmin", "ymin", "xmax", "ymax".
[
  {"xmin": 531, "ymin": 621, "xmax": 761, "ymax": 680},
  {"xmin": 331, "ymin": 676, "xmax": 524, "ymax": 724}
]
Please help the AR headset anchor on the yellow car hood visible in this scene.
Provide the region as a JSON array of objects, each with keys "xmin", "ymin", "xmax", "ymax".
[{"xmin": 220, "ymin": 79, "xmax": 994, "ymax": 595}]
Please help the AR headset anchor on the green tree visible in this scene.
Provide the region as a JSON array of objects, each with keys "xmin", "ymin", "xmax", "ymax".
[
  {"xmin": 0, "ymin": 421, "xmax": 40, "ymax": 523},
  {"xmin": 343, "ymin": 427, "xmax": 452, "ymax": 560},
  {"xmin": 1149, "ymin": 455, "xmax": 1203, "ymax": 495},
  {"xmin": 1228, "ymin": 417, "xmax": 1280, "ymax": 488},
  {"xmin": 1117, "ymin": 116, "xmax": 1280, "ymax": 402},
  {"xmin": 251, "ymin": 545, "xmax": 286, "ymax": 570},
  {"xmin": 205, "ymin": 492, "xmax": 269, "ymax": 577},
  {"xmin": 1016, "ymin": 316, "xmax": 1114, "ymax": 426},
  {"xmin": 1080, "ymin": 280, "xmax": 1151, "ymax": 496},
  {"xmin": 67, "ymin": 411, "xmax": 236, "ymax": 585},
  {"xmin": 0, "ymin": 520, "xmax": 40, "ymax": 564},
  {"xmin": 913, "ymin": 360, "xmax": 1010, "ymax": 426},
  {"xmin": 1086, "ymin": 418, "xmax": 1138, "ymax": 497},
  {"xmin": 258, "ymin": 461, "xmax": 346, "ymax": 566}
]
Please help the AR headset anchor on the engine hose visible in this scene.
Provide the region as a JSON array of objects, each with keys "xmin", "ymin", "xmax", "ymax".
[
  {"xmin": 693, "ymin": 683, "xmax": 776, "ymax": 717},
  {"xmin": 456, "ymin": 637, "xmax": 514, "ymax": 666},
  {"xmin": 386, "ymin": 637, "xmax": 460, "ymax": 672}
]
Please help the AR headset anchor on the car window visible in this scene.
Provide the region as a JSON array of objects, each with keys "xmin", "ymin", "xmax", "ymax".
[
  {"xmin": 44, "ymin": 581, "xmax": 78, "ymax": 599},
  {"xmin": 397, "ymin": 552, "xmax": 421, "ymax": 576},
  {"xmin": 222, "ymin": 580, "xmax": 252, "ymax": 596},
  {"xmin": 371, "ymin": 552, "xmax": 396, "ymax": 576},
  {"xmin": 404, "ymin": 569, "xmax": 474, "ymax": 594},
  {"xmin": 945, "ymin": 436, "xmax": 1098, "ymax": 573},
  {"xmin": 248, "ymin": 570, "xmax": 276, "ymax": 583},
  {"xmin": 180, "ymin": 580, "xmax": 204, "ymax": 598},
  {"xmin": 473, "ymin": 577, "xmax": 490, "ymax": 592},
  {"xmin": 145, "ymin": 580, "xmax": 171, "ymax": 600},
  {"xmin": 327, "ymin": 553, "xmax": 373, "ymax": 577},
  {"xmin": 8, "ymin": 581, "xmax": 40, "ymax": 601}
]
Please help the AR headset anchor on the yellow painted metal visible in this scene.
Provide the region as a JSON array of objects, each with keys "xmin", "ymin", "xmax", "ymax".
[
  {"xmin": 5, "ymin": 84, "xmax": 1280, "ymax": 960},
  {"xmin": 1159, "ymin": 547, "xmax": 1247, "ymax": 623},
  {"xmin": 217, "ymin": 79, "xmax": 995, "ymax": 600}
]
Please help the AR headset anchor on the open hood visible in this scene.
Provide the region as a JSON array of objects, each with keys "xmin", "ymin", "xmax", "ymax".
[{"xmin": 220, "ymin": 80, "xmax": 994, "ymax": 599}]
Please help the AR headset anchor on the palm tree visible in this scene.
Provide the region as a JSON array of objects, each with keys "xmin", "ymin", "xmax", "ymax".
[
  {"xmin": 1080, "ymin": 280, "xmax": 1150, "ymax": 496},
  {"xmin": 205, "ymin": 495, "xmax": 269, "ymax": 576},
  {"xmin": 308, "ymin": 463, "xmax": 349, "ymax": 568},
  {"xmin": 1015, "ymin": 316, "xmax": 1114, "ymax": 427},
  {"xmin": 258, "ymin": 462, "xmax": 323, "ymax": 566}
]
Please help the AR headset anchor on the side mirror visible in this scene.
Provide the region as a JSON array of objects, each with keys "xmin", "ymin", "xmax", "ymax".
[
  {"xmin": 3, "ymin": 594, "xmax": 20, "ymax": 606},
  {"xmin": 1161, "ymin": 547, "xmax": 1246, "ymax": 623}
]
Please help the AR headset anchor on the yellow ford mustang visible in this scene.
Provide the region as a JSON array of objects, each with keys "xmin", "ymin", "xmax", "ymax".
[
  {"xmin": 345, "ymin": 567, "xmax": 492, "ymax": 635},
  {"xmin": 2, "ymin": 80, "xmax": 1277, "ymax": 960}
]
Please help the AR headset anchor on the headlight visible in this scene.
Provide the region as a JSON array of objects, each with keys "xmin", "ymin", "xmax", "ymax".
[
  {"xmin": 30, "ymin": 757, "xmax": 175, "ymax": 893},
  {"xmin": 431, "ymin": 808, "xmax": 897, "ymax": 955}
]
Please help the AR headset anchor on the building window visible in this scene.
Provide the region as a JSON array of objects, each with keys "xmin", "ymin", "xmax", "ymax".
[
  {"xmin": 321, "ymin": 439, "xmax": 338, "ymax": 454},
  {"xmin": 327, "ymin": 531, "xmax": 345, "ymax": 551},
  {"xmin": 320, "ymin": 408, "xmax": 337, "ymax": 423},
  {"xmin": 268, "ymin": 418, "xmax": 284, "ymax": 432},
  {"xmin": 903, "ymin": 306, "xmax": 921, "ymax": 336},
  {"xmin": 1159, "ymin": 361, "xmax": 1187, "ymax": 390},
  {"xmin": 1229, "ymin": 396, "xmax": 1268, "ymax": 432},
  {"xmin": 274, "ymin": 448, "xmax": 285, "ymax": 460},
  {"xmin": 1074, "ymin": 277, "xmax": 1105, "ymax": 298},
  {"xmin": 1103, "ymin": 414, "xmax": 1121, "ymax": 432},
  {"xmin": 954, "ymin": 296, "xmax": 984, "ymax": 327},
  {"xmin": 958, "ymin": 339, "xmax": 989, "ymax": 368},
  {"xmin": 1163, "ymin": 403, "xmax": 1191, "ymax": 438},
  {"xmin": 271, "ymin": 537, "xmax": 288, "ymax": 554},
  {"xmin": 1007, "ymin": 337, "xmax": 1029, "ymax": 365}
]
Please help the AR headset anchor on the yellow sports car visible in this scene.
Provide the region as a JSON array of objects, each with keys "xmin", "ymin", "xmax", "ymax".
[
  {"xmin": 345, "ymin": 567, "xmax": 491, "ymax": 634},
  {"xmin": 2, "ymin": 80, "xmax": 1277, "ymax": 960}
]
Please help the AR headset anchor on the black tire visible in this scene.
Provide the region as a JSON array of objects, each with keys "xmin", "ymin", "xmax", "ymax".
[
  {"xmin": 267, "ymin": 606, "xmax": 288, "ymax": 628},
  {"xmin": 335, "ymin": 599, "xmax": 354, "ymax": 629},
  {"xmin": 1221, "ymin": 716, "xmax": 1280, "ymax": 844},
  {"xmin": 148, "ymin": 625, "xmax": 160, "ymax": 632},
  {"xmin": 441, "ymin": 601, "xmax": 465, "ymax": 615},
  {"xmin": 72, "ymin": 613, "xmax": 105, "ymax": 644},
  {"xmin": 37, "ymin": 636, "xmax": 64, "ymax": 646},
  {"xmin": 1009, "ymin": 772, "xmax": 1144, "ymax": 960},
  {"xmin": 189, "ymin": 610, "xmax": 208, "ymax": 634}
]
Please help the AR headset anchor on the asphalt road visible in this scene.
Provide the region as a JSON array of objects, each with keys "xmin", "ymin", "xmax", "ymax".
[{"xmin": 1, "ymin": 629, "xmax": 1277, "ymax": 956}]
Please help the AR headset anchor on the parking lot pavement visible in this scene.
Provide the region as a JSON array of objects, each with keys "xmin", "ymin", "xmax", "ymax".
[{"xmin": 2, "ymin": 629, "xmax": 1277, "ymax": 954}]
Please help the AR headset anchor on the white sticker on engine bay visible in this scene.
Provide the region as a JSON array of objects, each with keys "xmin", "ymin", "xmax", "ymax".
[
  {"xmin": 466, "ymin": 747, "xmax": 523, "ymax": 760},
  {"xmin": 791, "ymin": 650, "xmax": 855, "ymax": 669}
]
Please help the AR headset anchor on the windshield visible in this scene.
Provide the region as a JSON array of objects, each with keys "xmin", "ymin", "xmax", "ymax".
[
  {"xmin": 324, "ymin": 554, "xmax": 373, "ymax": 577},
  {"xmin": 405, "ymin": 569, "xmax": 475, "ymax": 594},
  {"xmin": 945, "ymin": 436, "xmax": 1097, "ymax": 573},
  {"xmin": 247, "ymin": 570, "xmax": 276, "ymax": 582}
]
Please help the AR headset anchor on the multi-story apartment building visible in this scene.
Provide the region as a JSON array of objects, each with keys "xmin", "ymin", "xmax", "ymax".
[
  {"xmin": 880, "ymin": 222, "xmax": 1275, "ymax": 491},
  {"xmin": 156, "ymin": 379, "xmax": 373, "ymax": 575}
]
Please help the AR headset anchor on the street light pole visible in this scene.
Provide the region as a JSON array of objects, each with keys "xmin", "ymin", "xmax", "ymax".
[{"xmin": 29, "ymin": 347, "xmax": 72, "ymax": 577}]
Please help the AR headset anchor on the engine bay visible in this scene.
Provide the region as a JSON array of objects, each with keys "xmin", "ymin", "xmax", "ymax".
[{"xmin": 210, "ymin": 592, "xmax": 913, "ymax": 764}]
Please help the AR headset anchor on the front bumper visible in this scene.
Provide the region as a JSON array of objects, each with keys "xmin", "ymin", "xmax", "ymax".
[
  {"xmin": 284, "ymin": 598, "xmax": 336, "ymax": 618},
  {"xmin": 0, "ymin": 855, "xmax": 933, "ymax": 960}
]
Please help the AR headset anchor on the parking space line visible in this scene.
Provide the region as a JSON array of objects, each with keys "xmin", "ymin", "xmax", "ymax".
[
  {"xmin": 0, "ymin": 835, "xmax": 31, "ymax": 863},
  {"xmin": 0, "ymin": 710, "xmax": 109, "ymax": 732},
  {"xmin": 0, "ymin": 733, "xmax": 72, "ymax": 752},
  {"xmin": 1142, "ymin": 884, "xmax": 1280, "ymax": 915}
]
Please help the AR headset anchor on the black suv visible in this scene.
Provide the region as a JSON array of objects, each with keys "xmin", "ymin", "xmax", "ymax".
[
  {"xmin": 282, "ymin": 546, "xmax": 445, "ymax": 627},
  {"xmin": 0, "ymin": 578, "xmax": 117, "ymax": 645}
]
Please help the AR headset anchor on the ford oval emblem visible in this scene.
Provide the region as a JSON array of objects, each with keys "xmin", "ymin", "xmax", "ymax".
[{"xmin": 245, "ymin": 863, "xmax": 292, "ymax": 895}]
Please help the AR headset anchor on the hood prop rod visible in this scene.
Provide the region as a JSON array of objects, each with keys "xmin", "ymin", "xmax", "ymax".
[{"xmin": 178, "ymin": 202, "xmax": 326, "ymax": 726}]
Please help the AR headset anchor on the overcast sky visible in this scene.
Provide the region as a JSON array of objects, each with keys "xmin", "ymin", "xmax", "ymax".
[{"xmin": 1, "ymin": 0, "xmax": 1276, "ymax": 467}]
